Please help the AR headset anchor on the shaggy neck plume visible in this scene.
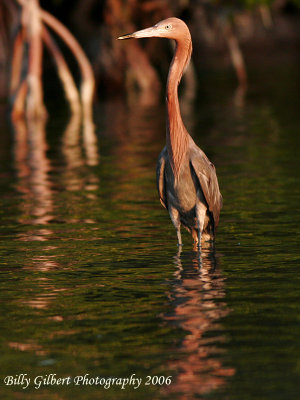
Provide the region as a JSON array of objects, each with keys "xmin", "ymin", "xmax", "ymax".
[{"xmin": 166, "ymin": 34, "xmax": 192, "ymax": 179}]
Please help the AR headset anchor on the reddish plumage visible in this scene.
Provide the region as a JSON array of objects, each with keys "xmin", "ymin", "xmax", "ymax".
[{"xmin": 118, "ymin": 18, "xmax": 222, "ymax": 248}]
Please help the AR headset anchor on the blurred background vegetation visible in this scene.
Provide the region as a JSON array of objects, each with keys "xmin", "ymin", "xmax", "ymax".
[{"xmin": 0, "ymin": 0, "xmax": 299, "ymax": 112}]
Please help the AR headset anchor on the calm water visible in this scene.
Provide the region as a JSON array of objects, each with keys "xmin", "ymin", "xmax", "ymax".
[{"xmin": 0, "ymin": 62, "xmax": 299, "ymax": 400}]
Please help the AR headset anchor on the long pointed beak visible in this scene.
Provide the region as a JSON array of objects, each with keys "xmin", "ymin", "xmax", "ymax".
[
  {"xmin": 118, "ymin": 26, "xmax": 157, "ymax": 40},
  {"xmin": 117, "ymin": 33, "xmax": 135, "ymax": 40}
]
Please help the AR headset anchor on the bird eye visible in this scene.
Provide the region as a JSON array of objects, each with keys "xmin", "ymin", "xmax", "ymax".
[{"xmin": 165, "ymin": 24, "xmax": 172, "ymax": 30}]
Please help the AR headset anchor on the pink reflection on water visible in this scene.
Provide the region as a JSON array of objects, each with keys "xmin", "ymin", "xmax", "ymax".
[
  {"xmin": 13, "ymin": 116, "xmax": 54, "ymax": 227},
  {"xmin": 61, "ymin": 111, "xmax": 99, "ymax": 196},
  {"xmin": 162, "ymin": 249, "xmax": 235, "ymax": 398},
  {"xmin": 9, "ymin": 111, "xmax": 100, "ymax": 358}
]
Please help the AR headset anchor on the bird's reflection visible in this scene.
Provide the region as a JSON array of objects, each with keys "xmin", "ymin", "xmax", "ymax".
[{"xmin": 162, "ymin": 248, "xmax": 234, "ymax": 398}]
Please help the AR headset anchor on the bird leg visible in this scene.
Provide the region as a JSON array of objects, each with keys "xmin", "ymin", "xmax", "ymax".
[
  {"xmin": 169, "ymin": 206, "xmax": 182, "ymax": 247},
  {"xmin": 176, "ymin": 228, "xmax": 182, "ymax": 247},
  {"xmin": 197, "ymin": 223, "xmax": 202, "ymax": 250},
  {"xmin": 196, "ymin": 202, "xmax": 207, "ymax": 250}
]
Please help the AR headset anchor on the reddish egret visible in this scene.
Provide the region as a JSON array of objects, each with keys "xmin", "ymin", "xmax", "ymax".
[{"xmin": 118, "ymin": 18, "xmax": 222, "ymax": 248}]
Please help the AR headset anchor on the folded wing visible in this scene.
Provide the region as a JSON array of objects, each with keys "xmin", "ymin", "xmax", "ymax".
[{"xmin": 190, "ymin": 148, "xmax": 223, "ymax": 230}]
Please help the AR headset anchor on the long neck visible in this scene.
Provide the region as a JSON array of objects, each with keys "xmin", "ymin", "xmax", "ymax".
[{"xmin": 166, "ymin": 37, "xmax": 192, "ymax": 178}]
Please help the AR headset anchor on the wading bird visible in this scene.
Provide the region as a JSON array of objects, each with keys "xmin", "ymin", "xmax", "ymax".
[{"xmin": 118, "ymin": 18, "xmax": 222, "ymax": 248}]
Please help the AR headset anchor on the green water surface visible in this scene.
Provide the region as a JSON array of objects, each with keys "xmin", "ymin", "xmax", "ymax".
[{"xmin": 0, "ymin": 61, "xmax": 299, "ymax": 400}]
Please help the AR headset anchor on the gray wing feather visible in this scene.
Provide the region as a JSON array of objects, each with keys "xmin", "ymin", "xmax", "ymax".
[
  {"xmin": 190, "ymin": 150, "xmax": 223, "ymax": 229},
  {"xmin": 156, "ymin": 147, "xmax": 168, "ymax": 210}
]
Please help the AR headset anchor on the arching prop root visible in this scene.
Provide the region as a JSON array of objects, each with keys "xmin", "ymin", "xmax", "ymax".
[
  {"xmin": 11, "ymin": 0, "xmax": 95, "ymax": 121},
  {"xmin": 223, "ymin": 19, "xmax": 247, "ymax": 90}
]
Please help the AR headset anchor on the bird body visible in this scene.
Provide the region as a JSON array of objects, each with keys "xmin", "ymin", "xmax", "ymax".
[
  {"xmin": 118, "ymin": 18, "xmax": 222, "ymax": 247},
  {"xmin": 157, "ymin": 136, "xmax": 222, "ymax": 246}
]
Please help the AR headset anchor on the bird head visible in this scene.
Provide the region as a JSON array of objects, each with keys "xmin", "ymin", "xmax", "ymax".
[{"xmin": 118, "ymin": 18, "xmax": 190, "ymax": 42}]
